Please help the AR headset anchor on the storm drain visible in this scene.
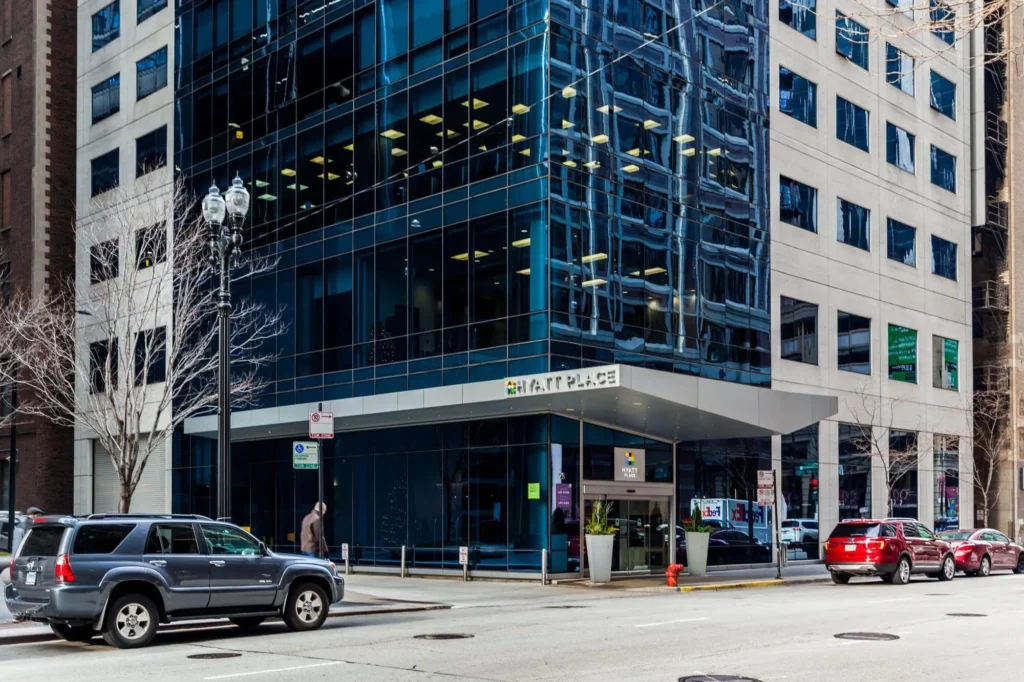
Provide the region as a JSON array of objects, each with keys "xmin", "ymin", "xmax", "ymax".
[
  {"xmin": 188, "ymin": 653, "xmax": 242, "ymax": 660},
  {"xmin": 834, "ymin": 632, "xmax": 900, "ymax": 641},
  {"xmin": 679, "ymin": 676, "xmax": 762, "ymax": 682},
  {"xmin": 948, "ymin": 613, "xmax": 987, "ymax": 617},
  {"xmin": 414, "ymin": 633, "xmax": 475, "ymax": 640}
]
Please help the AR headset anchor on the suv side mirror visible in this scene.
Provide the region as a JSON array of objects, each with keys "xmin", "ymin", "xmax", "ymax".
[{"xmin": 258, "ymin": 541, "xmax": 268, "ymax": 556}]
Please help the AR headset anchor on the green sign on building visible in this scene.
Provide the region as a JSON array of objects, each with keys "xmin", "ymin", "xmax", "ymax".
[
  {"xmin": 943, "ymin": 338, "xmax": 958, "ymax": 390},
  {"xmin": 888, "ymin": 325, "xmax": 917, "ymax": 383}
]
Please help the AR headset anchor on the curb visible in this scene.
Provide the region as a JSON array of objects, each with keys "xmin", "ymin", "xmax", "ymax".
[
  {"xmin": 676, "ymin": 576, "xmax": 831, "ymax": 593},
  {"xmin": 0, "ymin": 602, "xmax": 451, "ymax": 647}
]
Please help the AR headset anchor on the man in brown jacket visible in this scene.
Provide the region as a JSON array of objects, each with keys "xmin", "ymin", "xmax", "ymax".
[{"xmin": 300, "ymin": 503, "xmax": 327, "ymax": 558}]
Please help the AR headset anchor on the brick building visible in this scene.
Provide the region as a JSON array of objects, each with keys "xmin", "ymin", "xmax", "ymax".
[{"xmin": 0, "ymin": 0, "xmax": 77, "ymax": 515}]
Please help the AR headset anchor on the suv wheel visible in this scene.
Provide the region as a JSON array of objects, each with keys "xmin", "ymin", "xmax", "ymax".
[
  {"xmin": 50, "ymin": 623, "xmax": 95, "ymax": 642},
  {"xmin": 1014, "ymin": 554, "xmax": 1024, "ymax": 575},
  {"xmin": 891, "ymin": 557, "xmax": 911, "ymax": 585},
  {"xmin": 283, "ymin": 582, "xmax": 329, "ymax": 632},
  {"xmin": 937, "ymin": 555, "xmax": 956, "ymax": 581},
  {"xmin": 229, "ymin": 617, "xmax": 266, "ymax": 630},
  {"xmin": 830, "ymin": 572, "xmax": 851, "ymax": 585},
  {"xmin": 102, "ymin": 594, "xmax": 158, "ymax": 649}
]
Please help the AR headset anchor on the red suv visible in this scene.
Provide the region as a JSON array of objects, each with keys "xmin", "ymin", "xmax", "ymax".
[{"xmin": 824, "ymin": 519, "xmax": 956, "ymax": 585}]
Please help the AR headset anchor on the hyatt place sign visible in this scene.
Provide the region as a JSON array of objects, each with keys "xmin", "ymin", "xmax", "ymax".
[{"xmin": 503, "ymin": 366, "xmax": 621, "ymax": 398}]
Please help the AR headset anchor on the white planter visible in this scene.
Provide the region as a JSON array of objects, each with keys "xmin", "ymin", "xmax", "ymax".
[
  {"xmin": 586, "ymin": 534, "xmax": 615, "ymax": 583},
  {"xmin": 685, "ymin": 531, "xmax": 710, "ymax": 577}
]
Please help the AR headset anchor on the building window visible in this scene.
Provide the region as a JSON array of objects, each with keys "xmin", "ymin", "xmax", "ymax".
[
  {"xmin": 885, "ymin": 122, "xmax": 915, "ymax": 173},
  {"xmin": 889, "ymin": 431, "xmax": 918, "ymax": 517},
  {"xmin": 931, "ymin": 235, "xmax": 957, "ymax": 280},
  {"xmin": 89, "ymin": 339, "xmax": 118, "ymax": 394},
  {"xmin": 0, "ymin": 261, "xmax": 10, "ymax": 306},
  {"xmin": 933, "ymin": 336, "xmax": 959, "ymax": 390},
  {"xmin": 137, "ymin": 0, "xmax": 167, "ymax": 23},
  {"xmin": 888, "ymin": 324, "xmax": 918, "ymax": 383},
  {"xmin": 781, "ymin": 424, "xmax": 820, "ymax": 559},
  {"xmin": 933, "ymin": 435, "xmax": 959, "ymax": 530},
  {"xmin": 886, "ymin": 218, "xmax": 916, "ymax": 266},
  {"xmin": 134, "ymin": 328, "xmax": 167, "ymax": 386},
  {"xmin": 779, "ymin": 67, "xmax": 817, "ymax": 128},
  {"xmin": 90, "ymin": 239, "xmax": 119, "ymax": 283},
  {"xmin": 91, "ymin": 148, "xmax": 119, "ymax": 197},
  {"xmin": 837, "ymin": 97, "xmax": 869, "ymax": 152},
  {"xmin": 0, "ymin": 170, "xmax": 9, "ymax": 230},
  {"xmin": 779, "ymin": 0, "xmax": 815, "ymax": 40},
  {"xmin": 91, "ymin": 74, "xmax": 120, "ymax": 124},
  {"xmin": 837, "ymin": 198, "xmax": 870, "ymax": 251},
  {"xmin": 838, "ymin": 423, "xmax": 871, "ymax": 519},
  {"xmin": 0, "ymin": 72, "xmax": 9, "ymax": 137},
  {"xmin": 930, "ymin": 145, "xmax": 956, "ymax": 192},
  {"xmin": 779, "ymin": 176, "xmax": 817, "ymax": 232},
  {"xmin": 930, "ymin": 0, "xmax": 955, "ymax": 45},
  {"xmin": 886, "ymin": 44, "xmax": 915, "ymax": 96},
  {"xmin": 92, "ymin": 1, "xmax": 120, "ymax": 52},
  {"xmin": 835, "ymin": 12, "xmax": 869, "ymax": 70},
  {"xmin": 136, "ymin": 46, "xmax": 168, "ymax": 100},
  {"xmin": 136, "ymin": 223, "xmax": 166, "ymax": 269},
  {"xmin": 837, "ymin": 311, "xmax": 871, "ymax": 375},
  {"xmin": 780, "ymin": 296, "xmax": 818, "ymax": 365},
  {"xmin": 930, "ymin": 71, "xmax": 956, "ymax": 119},
  {"xmin": 136, "ymin": 126, "xmax": 167, "ymax": 177}
]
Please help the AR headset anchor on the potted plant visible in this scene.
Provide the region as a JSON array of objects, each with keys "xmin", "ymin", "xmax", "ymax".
[
  {"xmin": 683, "ymin": 505, "xmax": 713, "ymax": 577},
  {"xmin": 585, "ymin": 500, "xmax": 618, "ymax": 583}
]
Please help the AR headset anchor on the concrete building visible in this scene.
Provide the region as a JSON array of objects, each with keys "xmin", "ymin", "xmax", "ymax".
[
  {"xmin": 0, "ymin": 0, "xmax": 77, "ymax": 515},
  {"xmin": 74, "ymin": 0, "xmax": 174, "ymax": 514}
]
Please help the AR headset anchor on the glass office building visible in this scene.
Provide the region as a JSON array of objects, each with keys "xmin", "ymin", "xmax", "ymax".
[{"xmin": 175, "ymin": 0, "xmax": 832, "ymax": 575}]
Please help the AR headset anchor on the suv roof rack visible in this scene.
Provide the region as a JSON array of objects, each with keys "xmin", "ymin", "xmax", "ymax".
[{"xmin": 85, "ymin": 513, "xmax": 212, "ymax": 520}]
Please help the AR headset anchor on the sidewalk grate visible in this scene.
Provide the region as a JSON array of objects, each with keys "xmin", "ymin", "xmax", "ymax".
[
  {"xmin": 414, "ymin": 633, "xmax": 474, "ymax": 640},
  {"xmin": 834, "ymin": 632, "xmax": 899, "ymax": 641},
  {"xmin": 188, "ymin": 653, "xmax": 242, "ymax": 660},
  {"xmin": 679, "ymin": 676, "xmax": 762, "ymax": 682},
  {"xmin": 947, "ymin": 613, "xmax": 987, "ymax": 617}
]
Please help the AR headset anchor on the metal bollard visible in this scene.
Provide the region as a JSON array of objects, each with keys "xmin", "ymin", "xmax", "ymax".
[
  {"xmin": 781, "ymin": 542, "xmax": 789, "ymax": 568},
  {"xmin": 541, "ymin": 549, "xmax": 548, "ymax": 586},
  {"xmin": 401, "ymin": 545, "xmax": 407, "ymax": 578},
  {"xmin": 463, "ymin": 563, "xmax": 468, "ymax": 582},
  {"xmin": 345, "ymin": 556, "xmax": 350, "ymax": 575}
]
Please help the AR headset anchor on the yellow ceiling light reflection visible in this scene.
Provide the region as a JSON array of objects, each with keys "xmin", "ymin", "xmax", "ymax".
[
  {"xmin": 583, "ymin": 160, "xmax": 601, "ymax": 169},
  {"xmin": 622, "ymin": 164, "xmax": 640, "ymax": 173},
  {"xmin": 451, "ymin": 251, "xmax": 490, "ymax": 262},
  {"xmin": 380, "ymin": 129, "xmax": 405, "ymax": 139},
  {"xmin": 597, "ymin": 104, "xmax": 622, "ymax": 114},
  {"xmin": 420, "ymin": 114, "xmax": 443, "ymax": 125},
  {"xmin": 561, "ymin": 119, "xmax": 575, "ymax": 129},
  {"xmin": 517, "ymin": 268, "xmax": 531, "ymax": 275},
  {"xmin": 512, "ymin": 104, "xmax": 531, "ymax": 114},
  {"xmin": 562, "ymin": 86, "xmax": 577, "ymax": 98},
  {"xmin": 673, "ymin": 134, "xmax": 694, "ymax": 143},
  {"xmin": 682, "ymin": 148, "xmax": 696, "ymax": 157},
  {"xmin": 582, "ymin": 278, "xmax": 607, "ymax": 287},
  {"xmin": 472, "ymin": 119, "xmax": 489, "ymax": 130},
  {"xmin": 564, "ymin": 160, "xmax": 577, "ymax": 168},
  {"xmin": 432, "ymin": 160, "xmax": 443, "ymax": 168},
  {"xmin": 708, "ymin": 148, "xmax": 722, "ymax": 156},
  {"xmin": 582, "ymin": 253, "xmax": 608, "ymax": 263},
  {"xmin": 310, "ymin": 156, "xmax": 329, "ymax": 165},
  {"xmin": 391, "ymin": 148, "xmax": 408, "ymax": 157},
  {"xmin": 643, "ymin": 120, "xmax": 660, "ymax": 130},
  {"xmin": 286, "ymin": 183, "xmax": 309, "ymax": 191},
  {"xmin": 630, "ymin": 267, "xmax": 667, "ymax": 276},
  {"xmin": 462, "ymin": 98, "xmax": 489, "ymax": 110},
  {"xmin": 512, "ymin": 238, "xmax": 531, "ymax": 248},
  {"xmin": 512, "ymin": 134, "xmax": 526, "ymax": 142},
  {"xmin": 479, "ymin": 145, "xmax": 488, "ymax": 152},
  {"xmin": 627, "ymin": 148, "xmax": 641, "ymax": 157},
  {"xmin": 591, "ymin": 134, "xmax": 609, "ymax": 144},
  {"xmin": 281, "ymin": 168, "xmax": 296, "ymax": 177},
  {"xmin": 344, "ymin": 144, "xmax": 354, "ymax": 151},
  {"xmin": 254, "ymin": 179, "xmax": 269, "ymax": 188},
  {"xmin": 317, "ymin": 172, "xmax": 341, "ymax": 180},
  {"xmin": 437, "ymin": 129, "xmax": 461, "ymax": 139},
  {"xmin": 519, "ymin": 148, "xmax": 531, "ymax": 157},
  {"xmin": 257, "ymin": 193, "xmax": 277, "ymax": 201}
]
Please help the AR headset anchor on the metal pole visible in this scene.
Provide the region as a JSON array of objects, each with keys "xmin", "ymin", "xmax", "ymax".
[
  {"xmin": 318, "ymin": 402, "xmax": 325, "ymax": 560},
  {"xmin": 216, "ymin": 226, "xmax": 233, "ymax": 521},
  {"xmin": 541, "ymin": 549, "xmax": 548, "ymax": 586},
  {"xmin": 6, "ymin": 387, "xmax": 16, "ymax": 553},
  {"xmin": 344, "ymin": 554, "xmax": 350, "ymax": 575},
  {"xmin": 463, "ymin": 562, "xmax": 468, "ymax": 582},
  {"xmin": 401, "ymin": 545, "xmax": 407, "ymax": 578},
  {"xmin": 774, "ymin": 477, "xmax": 782, "ymax": 580}
]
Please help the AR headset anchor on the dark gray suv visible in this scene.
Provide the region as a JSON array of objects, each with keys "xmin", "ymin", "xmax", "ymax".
[{"xmin": 4, "ymin": 514, "xmax": 344, "ymax": 648}]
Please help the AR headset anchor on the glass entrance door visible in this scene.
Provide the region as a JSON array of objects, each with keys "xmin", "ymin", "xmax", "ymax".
[{"xmin": 585, "ymin": 497, "xmax": 671, "ymax": 574}]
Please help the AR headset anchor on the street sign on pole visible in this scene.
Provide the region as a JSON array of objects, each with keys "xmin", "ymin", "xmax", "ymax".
[
  {"xmin": 309, "ymin": 411, "xmax": 334, "ymax": 439},
  {"xmin": 292, "ymin": 441, "xmax": 320, "ymax": 469},
  {"xmin": 758, "ymin": 469, "xmax": 782, "ymax": 579},
  {"xmin": 757, "ymin": 487, "xmax": 774, "ymax": 506},
  {"xmin": 341, "ymin": 543, "xmax": 349, "ymax": 560},
  {"xmin": 459, "ymin": 546, "xmax": 468, "ymax": 565},
  {"xmin": 757, "ymin": 470, "xmax": 775, "ymax": 488}
]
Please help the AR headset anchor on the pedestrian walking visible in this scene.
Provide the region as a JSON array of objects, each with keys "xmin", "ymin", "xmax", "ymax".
[{"xmin": 300, "ymin": 502, "xmax": 327, "ymax": 558}]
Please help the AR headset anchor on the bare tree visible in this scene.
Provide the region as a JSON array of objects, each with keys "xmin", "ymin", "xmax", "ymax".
[
  {"xmin": 846, "ymin": 384, "xmax": 921, "ymax": 516},
  {"xmin": 970, "ymin": 390, "xmax": 1012, "ymax": 527},
  {"xmin": 0, "ymin": 175, "xmax": 283, "ymax": 512}
]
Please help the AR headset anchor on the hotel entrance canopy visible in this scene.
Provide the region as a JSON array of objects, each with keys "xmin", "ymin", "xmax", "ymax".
[{"xmin": 185, "ymin": 365, "xmax": 837, "ymax": 443}]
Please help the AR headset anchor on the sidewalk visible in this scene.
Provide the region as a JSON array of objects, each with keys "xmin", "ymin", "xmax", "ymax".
[{"xmin": 554, "ymin": 563, "xmax": 831, "ymax": 592}]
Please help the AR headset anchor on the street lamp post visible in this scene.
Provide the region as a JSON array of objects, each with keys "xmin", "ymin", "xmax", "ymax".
[{"xmin": 202, "ymin": 176, "xmax": 250, "ymax": 521}]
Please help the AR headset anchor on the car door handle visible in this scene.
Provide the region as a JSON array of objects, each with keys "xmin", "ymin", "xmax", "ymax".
[
  {"xmin": 210, "ymin": 560, "xmax": 226, "ymax": 567},
  {"xmin": 149, "ymin": 560, "xmax": 167, "ymax": 567}
]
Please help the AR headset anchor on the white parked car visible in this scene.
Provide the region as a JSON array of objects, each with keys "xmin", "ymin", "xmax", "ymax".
[{"xmin": 781, "ymin": 519, "xmax": 819, "ymax": 558}]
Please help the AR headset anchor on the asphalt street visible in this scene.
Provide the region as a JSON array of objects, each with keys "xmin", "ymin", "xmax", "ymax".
[{"xmin": 3, "ymin": 572, "xmax": 1024, "ymax": 681}]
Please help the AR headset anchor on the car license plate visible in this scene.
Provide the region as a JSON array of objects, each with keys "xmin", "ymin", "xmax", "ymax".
[
  {"xmin": 25, "ymin": 571, "xmax": 36, "ymax": 586},
  {"xmin": 845, "ymin": 544, "xmax": 856, "ymax": 552}
]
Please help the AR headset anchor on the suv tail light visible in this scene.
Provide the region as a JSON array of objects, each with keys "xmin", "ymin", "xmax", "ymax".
[
  {"xmin": 867, "ymin": 540, "xmax": 887, "ymax": 551},
  {"xmin": 55, "ymin": 554, "xmax": 75, "ymax": 583}
]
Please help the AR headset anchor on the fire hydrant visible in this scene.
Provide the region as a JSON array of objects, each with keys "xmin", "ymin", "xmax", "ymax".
[{"xmin": 666, "ymin": 563, "xmax": 684, "ymax": 587}]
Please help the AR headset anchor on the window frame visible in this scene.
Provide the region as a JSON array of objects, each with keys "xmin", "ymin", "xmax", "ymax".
[
  {"xmin": 136, "ymin": 46, "xmax": 168, "ymax": 101},
  {"xmin": 885, "ymin": 43, "xmax": 915, "ymax": 96},
  {"xmin": 779, "ymin": 66, "xmax": 818, "ymax": 128},
  {"xmin": 90, "ymin": 239, "xmax": 119, "ymax": 283},
  {"xmin": 885, "ymin": 122, "xmax": 916, "ymax": 174},
  {"xmin": 779, "ymin": 175, "xmax": 817, "ymax": 233},
  {"xmin": 137, "ymin": 0, "xmax": 167, "ymax": 24},
  {"xmin": 91, "ymin": 0, "xmax": 120, "ymax": 53},
  {"xmin": 91, "ymin": 74, "xmax": 121, "ymax": 125},
  {"xmin": 932, "ymin": 335, "xmax": 959, "ymax": 390},
  {"xmin": 135, "ymin": 125, "xmax": 167, "ymax": 177},
  {"xmin": 886, "ymin": 218, "xmax": 917, "ymax": 267},
  {"xmin": 930, "ymin": 145, "xmax": 957, "ymax": 192},
  {"xmin": 835, "ymin": 11, "xmax": 869, "ymax": 70},
  {"xmin": 836, "ymin": 96, "xmax": 870, "ymax": 152},
  {"xmin": 837, "ymin": 198, "xmax": 870, "ymax": 251},
  {"xmin": 90, "ymin": 148, "xmax": 120, "ymax": 197},
  {"xmin": 779, "ymin": 296, "xmax": 819, "ymax": 365},
  {"xmin": 931, "ymin": 234, "xmax": 958, "ymax": 280},
  {"xmin": 779, "ymin": 0, "xmax": 816, "ymax": 40},
  {"xmin": 888, "ymin": 323, "xmax": 918, "ymax": 383},
  {"xmin": 837, "ymin": 310, "xmax": 871, "ymax": 375}
]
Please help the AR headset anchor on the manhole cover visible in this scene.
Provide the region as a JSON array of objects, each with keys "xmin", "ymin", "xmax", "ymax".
[
  {"xmin": 679, "ymin": 676, "xmax": 762, "ymax": 682},
  {"xmin": 414, "ymin": 633, "xmax": 475, "ymax": 640},
  {"xmin": 948, "ymin": 613, "xmax": 987, "ymax": 617},
  {"xmin": 187, "ymin": 653, "xmax": 242, "ymax": 660},
  {"xmin": 834, "ymin": 632, "xmax": 900, "ymax": 641},
  {"xmin": 543, "ymin": 605, "xmax": 588, "ymax": 609}
]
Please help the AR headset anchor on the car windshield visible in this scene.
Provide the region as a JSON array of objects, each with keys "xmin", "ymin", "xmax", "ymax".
[
  {"xmin": 937, "ymin": 530, "xmax": 973, "ymax": 541},
  {"xmin": 829, "ymin": 523, "xmax": 881, "ymax": 539}
]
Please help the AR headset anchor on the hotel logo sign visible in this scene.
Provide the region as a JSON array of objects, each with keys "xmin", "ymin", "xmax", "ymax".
[
  {"xmin": 614, "ymin": 447, "xmax": 645, "ymax": 482},
  {"xmin": 503, "ymin": 366, "xmax": 620, "ymax": 398}
]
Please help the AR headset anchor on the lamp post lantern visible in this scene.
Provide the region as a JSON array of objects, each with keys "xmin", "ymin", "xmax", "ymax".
[{"xmin": 203, "ymin": 175, "xmax": 250, "ymax": 521}]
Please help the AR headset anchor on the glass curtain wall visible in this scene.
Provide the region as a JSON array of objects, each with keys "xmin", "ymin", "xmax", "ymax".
[
  {"xmin": 781, "ymin": 425, "xmax": 819, "ymax": 559},
  {"xmin": 933, "ymin": 435, "xmax": 959, "ymax": 531}
]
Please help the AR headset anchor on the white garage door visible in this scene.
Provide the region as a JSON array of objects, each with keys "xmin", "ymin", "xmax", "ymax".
[{"xmin": 92, "ymin": 440, "xmax": 167, "ymax": 513}]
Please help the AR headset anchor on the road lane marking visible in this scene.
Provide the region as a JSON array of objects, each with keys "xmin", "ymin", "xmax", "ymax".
[
  {"xmin": 204, "ymin": 661, "xmax": 345, "ymax": 679},
  {"xmin": 635, "ymin": 617, "xmax": 708, "ymax": 628}
]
